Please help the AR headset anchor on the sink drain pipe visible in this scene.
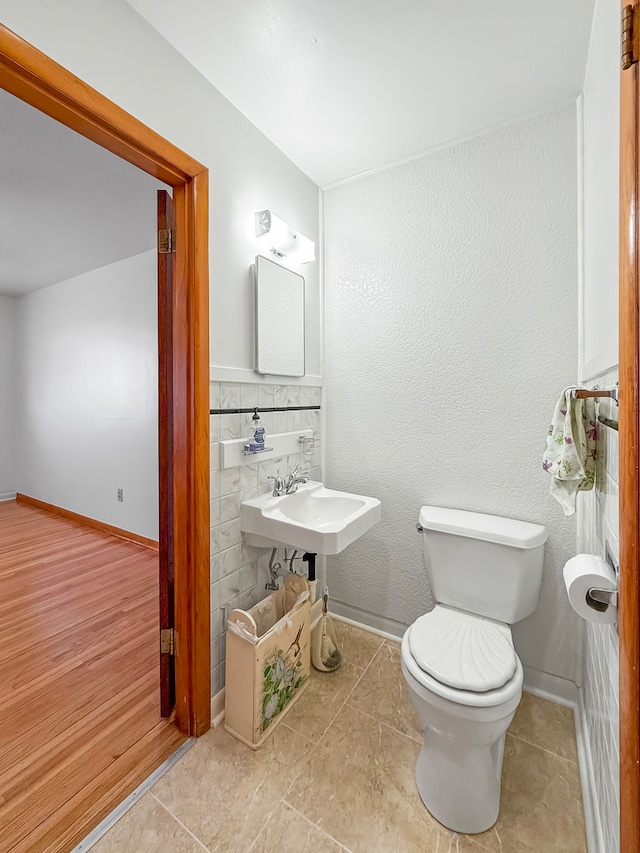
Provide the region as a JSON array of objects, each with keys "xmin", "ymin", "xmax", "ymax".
[{"xmin": 302, "ymin": 552, "xmax": 316, "ymax": 582}]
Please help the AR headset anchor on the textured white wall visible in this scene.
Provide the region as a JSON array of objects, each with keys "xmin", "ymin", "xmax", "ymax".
[
  {"xmin": 324, "ymin": 105, "xmax": 582, "ymax": 681},
  {"xmin": 0, "ymin": 0, "xmax": 321, "ymax": 378},
  {"xmin": 0, "ymin": 295, "xmax": 17, "ymax": 497},
  {"xmin": 581, "ymin": 0, "xmax": 619, "ymax": 381},
  {"xmin": 579, "ymin": 0, "xmax": 621, "ymax": 849},
  {"xmin": 16, "ymin": 251, "xmax": 158, "ymax": 539}
]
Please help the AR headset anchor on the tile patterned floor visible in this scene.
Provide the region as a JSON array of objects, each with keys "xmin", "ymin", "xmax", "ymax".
[{"xmin": 90, "ymin": 621, "xmax": 587, "ymax": 853}]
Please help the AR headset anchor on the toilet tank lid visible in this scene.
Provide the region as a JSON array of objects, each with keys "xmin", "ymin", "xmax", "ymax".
[{"xmin": 418, "ymin": 506, "xmax": 548, "ymax": 550}]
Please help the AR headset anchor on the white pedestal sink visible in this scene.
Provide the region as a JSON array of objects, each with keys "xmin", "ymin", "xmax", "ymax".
[{"xmin": 240, "ymin": 481, "xmax": 381, "ymax": 555}]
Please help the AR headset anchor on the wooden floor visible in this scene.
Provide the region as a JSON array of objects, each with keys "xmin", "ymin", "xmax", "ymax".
[{"xmin": 0, "ymin": 500, "xmax": 186, "ymax": 853}]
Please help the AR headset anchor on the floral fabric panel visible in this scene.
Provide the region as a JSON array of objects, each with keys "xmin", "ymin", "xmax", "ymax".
[
  {"xmin": 261, "ymin": 635, "xmax": 306, "ymax": 731},
  {"xmin": 542, "ymin": 388, "xmax": 597, "ymax": 516}
]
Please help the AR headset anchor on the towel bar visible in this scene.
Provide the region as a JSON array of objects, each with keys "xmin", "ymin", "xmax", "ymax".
[
  {"xmin": 572, "ymin": 387, "xmax": 619, "ymax": 405},
  {"xmin": 597, "ymin": 414, "xmax": 619, "ymax": 431}
]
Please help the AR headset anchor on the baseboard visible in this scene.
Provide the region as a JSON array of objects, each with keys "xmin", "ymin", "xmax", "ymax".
[
  {"xmin": 575, "ymin": 687, "xmax": 605, "ymax": 853},
  {"xmin": 523, "ymin": 667, "xmax": 603, "ymax": 851},
  {"xmin": 330, "ymin": 599, "xmax": 406, "ymax": 640},
  {"xmin": 522, "ymin": 665, "xmax": 579, "ymax": 708},
  {"xmin": 211, "ymin": 688, "xmax": 225, "ymax": 728},
  {"xmin": 0, "ymin": 491, "xmax": 17, "ymax": 502},
  {"xmin": 327, "ymin": 605, "xmax": 601, "ymax": 851},
  {"xmin": 16, "ymin": 493, "xmax": 159, "ymax": 551},
  {"xmin": 331, "ymin": 604, "xmax": 582, "ymax": 706}
]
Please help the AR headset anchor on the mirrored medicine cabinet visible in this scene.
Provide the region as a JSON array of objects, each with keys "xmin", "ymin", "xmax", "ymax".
[{"xmin": 254, "ymin": 254, "xmax": 305, "ymax": 377}]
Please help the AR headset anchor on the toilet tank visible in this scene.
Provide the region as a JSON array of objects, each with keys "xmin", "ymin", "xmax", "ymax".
[{"xmin": 419, "ymin": 506, "xmax": 548, "ymax": 624}]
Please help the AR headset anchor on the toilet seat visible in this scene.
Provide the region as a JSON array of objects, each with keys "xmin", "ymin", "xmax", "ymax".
[
  {"xmin": 408, "ymin": 605, "xmax": 517, "ymax": 692},
  {"xmin": 402, "ymin": 613, "xmax": 523, "ymax": 708},
  {"xmin": 402, "ymin": 637, "xmax": 523, "ymax": 708}
]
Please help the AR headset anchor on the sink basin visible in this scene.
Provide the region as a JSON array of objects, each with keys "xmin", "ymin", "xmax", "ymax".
[{"xmin": 240, "ymin": 480, "xmax": 381, "ymax": 555}]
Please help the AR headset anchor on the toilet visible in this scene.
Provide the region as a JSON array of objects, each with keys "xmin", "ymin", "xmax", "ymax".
[{"xmin": 401, "ymin": 506, "xmax": 548, "ymax": 834}]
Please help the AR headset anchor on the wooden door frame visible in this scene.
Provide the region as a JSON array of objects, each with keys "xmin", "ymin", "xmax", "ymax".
[
  {"xmin": 620, "ymin": 3, "xmax": 640, "ymax": 847},
  {"xmin": 0, "ymin": 24, "xmax": 211, "ymax": 737}
]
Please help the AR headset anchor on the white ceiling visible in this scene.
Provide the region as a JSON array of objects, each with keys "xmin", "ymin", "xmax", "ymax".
[
  {"xmin": 127, "ymin": 0, "xmax": 596, "ymax": 187},
  {"xmin": 0, "ymin": 89, "xmax": 166, "ymax": 297}
]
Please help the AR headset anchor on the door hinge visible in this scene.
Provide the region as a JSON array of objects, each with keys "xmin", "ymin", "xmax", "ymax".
[
  {"xmin": 158, "ymin": 228, "xmax": 175, "ymax": 254},
  {"xmin": 160, "ymin": 627, "xmax": 175, "ymax": 655},
  {"xmin": 622, "ymin": 5, "xmax": 640, "ymax": 70}
]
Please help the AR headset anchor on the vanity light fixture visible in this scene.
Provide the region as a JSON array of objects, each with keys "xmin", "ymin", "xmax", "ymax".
[{"xmin": 254, "ymin": 209, "xmax": 315, "ymax": 264}]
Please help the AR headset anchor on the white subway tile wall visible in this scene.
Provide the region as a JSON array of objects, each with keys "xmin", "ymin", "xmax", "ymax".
[
  {"xmin": 209, "ymin": 381, "xmax": 322, "ymax": 696},
  {"xmin": 577, "ymin": 369, "xmax": 620, "ymax": 853}
]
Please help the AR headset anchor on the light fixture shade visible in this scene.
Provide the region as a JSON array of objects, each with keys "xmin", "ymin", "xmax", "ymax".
[{"xmin": 254, "ymin": 209, "xmax": 315, "ymax": 264}]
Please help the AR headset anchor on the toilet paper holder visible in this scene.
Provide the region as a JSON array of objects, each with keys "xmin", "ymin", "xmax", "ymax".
[
  {"xmin": 586, "ymin": 586, "xmax": 618, "ymax": 612},
  {"xmin": 586, "ymin": 543, "xmax": 620, "ymax": 611}
]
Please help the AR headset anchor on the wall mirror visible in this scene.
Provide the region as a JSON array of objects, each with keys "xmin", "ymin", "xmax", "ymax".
[{"xmin": 254, "ymin": 254, "xmax": 305, "ymax": 376}]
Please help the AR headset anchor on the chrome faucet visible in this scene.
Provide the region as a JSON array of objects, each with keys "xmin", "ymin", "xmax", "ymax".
[
  {"xmin": 269, "ymin": 464, "xmax": 308, "ymax": 497},
  {"xmin": 268, "ymin": 474, "xmax": 286, "ymax": 496},
  {"xmin": 285, "ymin": 464, "xmax": 308, "ymax": 494}
]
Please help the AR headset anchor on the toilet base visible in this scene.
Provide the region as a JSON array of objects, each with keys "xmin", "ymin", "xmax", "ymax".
[{"xmin": 414, "ymin": 731, "xmax": 506, "ymax": 834}]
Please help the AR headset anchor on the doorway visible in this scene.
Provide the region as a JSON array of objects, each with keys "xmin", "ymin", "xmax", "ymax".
[{"xmin": 0, "ymin": 21, "xmax": 210, "ymax": 851}]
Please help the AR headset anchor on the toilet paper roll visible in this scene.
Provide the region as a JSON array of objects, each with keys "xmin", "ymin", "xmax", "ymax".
[{"xmin": 563, "ymin": 554, "xmax": 618, "ymax": 625}]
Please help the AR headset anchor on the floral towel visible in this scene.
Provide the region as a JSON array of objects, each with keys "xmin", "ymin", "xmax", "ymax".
[{"xmin": 543, "ymin": 388, "xmax": 598, "ymax": 516}]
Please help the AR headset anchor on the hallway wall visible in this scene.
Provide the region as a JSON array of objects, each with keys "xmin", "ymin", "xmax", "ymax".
[
  {"xmin": 0, "ymin": 294, "xmax": 17, "ymax": 498},
  {"xmin": 16, "ymin": 250, "xmax": 159, "ymax": 539}
]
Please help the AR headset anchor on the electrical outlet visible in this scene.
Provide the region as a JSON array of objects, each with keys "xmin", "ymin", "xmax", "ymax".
[{"xmin": 117, "ymin": 488, "xmax": 123, "ymax": 502}]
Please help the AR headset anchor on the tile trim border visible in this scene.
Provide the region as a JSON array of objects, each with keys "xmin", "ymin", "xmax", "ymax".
[
  {"xmin": 211, "ymin": 405, "xmax": 320, "ymax": 415},
  {"xmin": 211, "ymin": 366, "xmax": 323, "ymax": 386},
  {"xmin": 71, "ymin": 738, "xmax": 197, "ymax": 852}
]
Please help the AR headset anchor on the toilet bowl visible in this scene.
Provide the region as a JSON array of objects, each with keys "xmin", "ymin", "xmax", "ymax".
[
  {"xmin": 401, "ymin": 507, "xmax": 547, "ymax": 834},
  {"xmin": 401, "ymin": 613, "xmax": 523, "ymax": 833}
]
